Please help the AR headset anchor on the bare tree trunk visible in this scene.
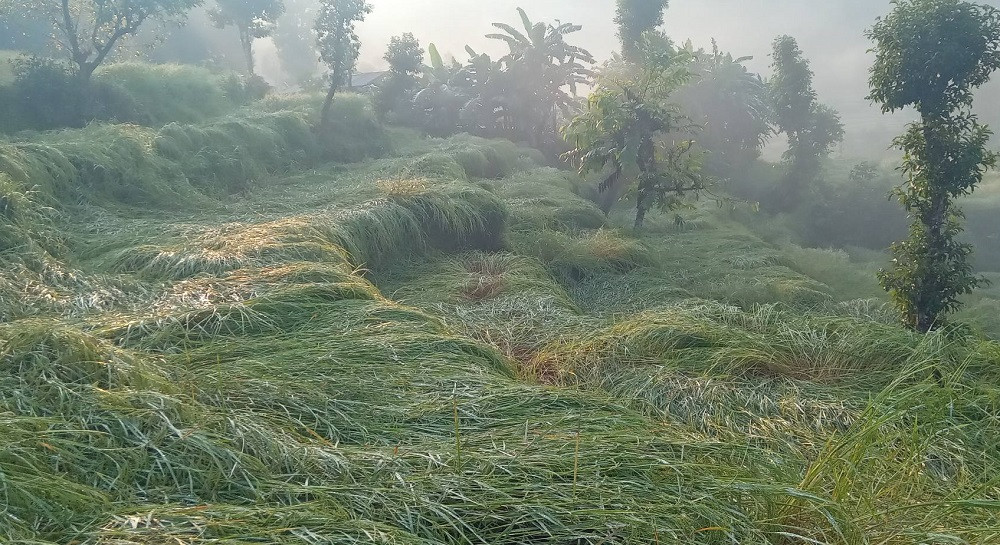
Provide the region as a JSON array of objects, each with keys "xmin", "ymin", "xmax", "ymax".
[
  {"xmin": 598, "ymin": 174, "xmax": 626, "ymax": 216},
  {"xmin": 320, "ymin": 85, "xmax": 337, "ymax": 127},
  {"xmin": 240, "ymin": 26, "xmax": 255, "ymax": 75},
  {"xmin": 634, "ymin": 194, "xmax": 648, "ymax": 229},
  {"xmin": 319, "ymin": 67, "xmax": 342, "ymax": 129}
]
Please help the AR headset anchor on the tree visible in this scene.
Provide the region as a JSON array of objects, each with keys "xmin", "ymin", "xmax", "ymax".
[
  {"xmin": 273, "ymin": 0, "xmax": 321, "ymax": 85},
  {"xmin": 314, "ymin": 0, "xmax": 371, "ymax": 129},
  {"xmin": 868, "ymin": 0, "xmax": 1000, "ymax": 332},
  {"xmin": 209, "ymin": 0, "xmax": 285, "ymax": 75},
  {"xmin": 487, "ymin": 8, "xmax": 594, "ymax": 148},
  {"xmin": 455, "ymin": 46, "xmax": 508, "ymax": 136},
  {"xmin": 674, "ymin": 41, "xmax": 772, "ymax": 179},
  {"xmin": 768, "ymin": 35, "xmax": 844, "ymax": 210},
  {"xmin": 563, "ymin": 49, "xmax": 705, "ymax": 229},
  {"xmin": 615, "ymin": 0, "xmax": 668, "ymax": 62},
  {"xmin": 375, "ymin": 33, "xmax": 424, "ymax": 120},
  {"xmin": 385, "ymin": 33, "xmax": 423, "ymax": 75},
  {"xmin": 20, "ymin": 0, "xmax": 202, "ymax": 82},
  {"xmin": 411, "ymin": 43, "xmax": 466, "ymax": 136}
]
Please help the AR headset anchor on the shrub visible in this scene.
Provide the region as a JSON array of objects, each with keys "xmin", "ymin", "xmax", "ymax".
[
  {"xmin": 96, "ymin": 63, "xmax": 242, "ymax": 124},
  {"xmin": 0, "ymin": 59, "xmax": 272, "ymax": 134},
  {"xmin": 0, "ymin": 57, "xmax": 141, "ymax": 132}
]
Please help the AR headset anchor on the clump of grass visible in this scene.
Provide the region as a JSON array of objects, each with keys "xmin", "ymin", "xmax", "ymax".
[
  {"xmin": 0, "ymin": 171, "xmax": 63, "ymax": 257},
  {"xmin": 376, "ymin": 177, "xmax": 429, "ymax": 196},
  {"xmin": 513, "ymin": 228, "xmax": 651, "ymax": 281},
  {"xmin": 4, "ymin": 125, "xmax": 1000, "ymax": 545},
  {"xmin": 155, "ymin": 112, "xmax": 320, "ymax": 194},
  {"xmin": 0, "ymin": 96, "xmax": 388, "ymax": 211},
  {"xmin": 312, "ymin": 93, "xmax": 390, "ymax": 162},
  {"xmin": 534, "ymin": 301, "xmax": 934, "ymax": 383},
  {"xmin": 386, "ymin": 251, "xmax": 572, "ymax": 308},
  {"xmin": 499, "ymin": 167, "xmax": 607, "ymax": 230},
  {"xmin": 402, "ymin": 152, "xmax": 468, "ymax": 181},
  {"xmin": 94, "ymin": 63, "xmax": 241, "ymax": 125}
]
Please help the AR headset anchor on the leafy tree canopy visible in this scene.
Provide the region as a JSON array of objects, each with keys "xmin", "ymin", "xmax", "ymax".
[
  {"xmin": 21, "ymin": 0, "xmax": 202, "ymax": 81},
  {"xmin": 767, "ymin": 35, "xmax": 844, "ymax": 210},
  {"xmin": 869, "ymin": 0, "xmax": 1000, "ymax": 331},
  {"xmin": 209, "ymin": 0, "xmax": 285, "ymax": 74},
  {"xmin": 868, "ymin": 0, "xmax": 1000, "ymax": 115},
  {"xmin": 563, "ymin": 48, "xmax": 705, "ymax": 228},
  {"xmin": 315, "ymin": 0, "xmax": 371, "ymax": 127},
  {"xmin": 385, "ymin": 32, "xmax": 423, "ymax": 75},
  {"xmin": 615, "ymin": 0, "xmax": 668, "ymax": 61}
]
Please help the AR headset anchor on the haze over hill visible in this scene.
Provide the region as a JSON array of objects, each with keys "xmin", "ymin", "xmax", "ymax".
[{"xmin": 348, "ymin": 0, "xmax": 1000, "ymax": 158}]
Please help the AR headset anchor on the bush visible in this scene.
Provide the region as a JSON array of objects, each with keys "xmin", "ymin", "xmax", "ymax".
[
  {"xmin": 95, "ymin": 63, "xmax": 247, "ymax": 124},
  {"xmin": 727, "ymin": 160, "xmax": 908, "ymax": 251},
  {"xmin": 0, "ymin": 102, "xmax": 387, "ymax": 210},
  {"xmin": 0, "ymin": 59, "xmax": 270, "ymax": 134},
  {"xmin": 0, "ymin": 57, "xmax": 141, "ymax": 132},
  {"xmin": 313, "ymin": 93, "xmax": 389, "ymax": 162}
]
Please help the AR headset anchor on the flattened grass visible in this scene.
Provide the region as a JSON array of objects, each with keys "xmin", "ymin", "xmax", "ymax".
[{"xmin": 2, "ymin": 119, "xmax": 1000, "ymax": 545}]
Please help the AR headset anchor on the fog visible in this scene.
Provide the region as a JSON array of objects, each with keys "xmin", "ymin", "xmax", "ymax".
[{"xmin": 345, "ymin": 0, "xmax": 1000, "ymax": 158}]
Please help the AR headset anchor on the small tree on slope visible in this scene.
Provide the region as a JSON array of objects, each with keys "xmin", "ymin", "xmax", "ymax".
[
  {"xmin": 315, "ymin": 0, "xmax": 371, "ymax": 129},
  {"xmin": 562, "ymin": 49, "xmax": 704, "ymax": 229},
  {"xmin": 868, "ymin": 0, "xmax": 1000, "ymax": 332},
  {"xmin": 769, "ymin": 35, "xmax": 844, "ymax": 212}
]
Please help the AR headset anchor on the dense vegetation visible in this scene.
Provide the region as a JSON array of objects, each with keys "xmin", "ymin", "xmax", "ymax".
[{"xmin": 2, "ymin": 0, "xmax": 1000, "ymax": 543}]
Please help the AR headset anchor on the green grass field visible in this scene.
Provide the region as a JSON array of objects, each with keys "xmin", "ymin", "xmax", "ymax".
[{"xmin": 2, "ymin": 90, "xmax": 1000, "ymax": 544}]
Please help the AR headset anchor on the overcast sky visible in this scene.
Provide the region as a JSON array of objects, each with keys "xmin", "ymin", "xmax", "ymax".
[{"xmin": 344, "ymin": 0, "xmax": 1000, "ymax": 157}]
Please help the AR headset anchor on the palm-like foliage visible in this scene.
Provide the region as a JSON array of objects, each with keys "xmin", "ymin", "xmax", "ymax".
[
  {"xmin": 455, "ymin": 46, "xmax": 510, "ymax": 135},
  {"xmin": 675, "ymin": 41, "xmax": 772, "ymax": 177},
  {"xmin": 487, "ymin": 8, "xmax": 595, "ymax": 146},
  {"xmin": 412, "ymin": 43, "xmax": 467, "ymax": 136},
  {"xmin": 563, "ymin": 50, "xmax": 704, "ymax": 228}
]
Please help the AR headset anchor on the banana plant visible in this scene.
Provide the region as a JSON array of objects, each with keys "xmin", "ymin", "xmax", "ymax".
[
  {"xmin": 486, "ymin": 8, "xmax": 595, "ymax": 146},
  {"xmin": 412, "ymin": 43, "xmax": 467, "ymax": 136}
]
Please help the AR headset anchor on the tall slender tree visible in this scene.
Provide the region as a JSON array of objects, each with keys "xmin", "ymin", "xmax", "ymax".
[
  {"xmin": 869, "ymin": 0, "xmax": 1000, "ymax": 332},
  {"xmin": 273, "ymin": 0, "xmax": 321, "ymax": 84},
  {"xmin": 615, "ymin": 0, "xmax": 668, "ymax": 62},
  {"xmin": 209, "ymin": 0, "xmax": 285, "ymax": 75},
  {"xmin": 768, "ymin": 35, "xmax": 844, "ymax": 210},
  {"xmin": 315, "ymin": 0, "xmax": 371, "ymax": 128}
]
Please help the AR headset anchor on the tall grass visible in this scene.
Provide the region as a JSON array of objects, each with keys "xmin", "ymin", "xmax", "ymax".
[
  {"xmin": 93, "ymin": 63, "xmax": 248, "ymax": 125},
  {"xmin": 2, "ymin": 120, "xmax": 999, "ymax": 545},
  {"xmin": 0, "ymin": 97, "xmax": 387, "ymax": 212}
]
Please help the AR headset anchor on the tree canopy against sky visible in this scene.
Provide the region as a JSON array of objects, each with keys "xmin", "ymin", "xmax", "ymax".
[
  {"xmin": 615, "ymin": 0, "xmax": 668, "ymax": 61},
  {"xmin": 869, "ymin": 0, "xmax": 1000, "ymax": 332},
  {"xmin": 209, "ymin": 0, "xmax": 285, "ymax": 75},
  {"xmin": 19, "ymin": 0, "xmax": 202, "ymax": 81}
]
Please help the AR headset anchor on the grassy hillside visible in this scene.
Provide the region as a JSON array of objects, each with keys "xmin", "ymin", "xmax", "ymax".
[
  {"xmin": 2, "ymin": 94, "xmax": 1000, "ymax": 544},
  {"xmin": 0, "ymin": 59, "xmax": 271, "ymax": 134}
]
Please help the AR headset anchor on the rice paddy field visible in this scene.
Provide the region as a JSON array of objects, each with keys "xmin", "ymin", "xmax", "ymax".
[{"xmin": 2, "ymin": 92, "xmax": 1000, "ymax": 544}]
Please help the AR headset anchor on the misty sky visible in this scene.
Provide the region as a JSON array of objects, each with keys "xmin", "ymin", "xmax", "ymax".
[{"xmin": 347, "ymin": 0, "xmax": 1000, "ymax": 158}]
